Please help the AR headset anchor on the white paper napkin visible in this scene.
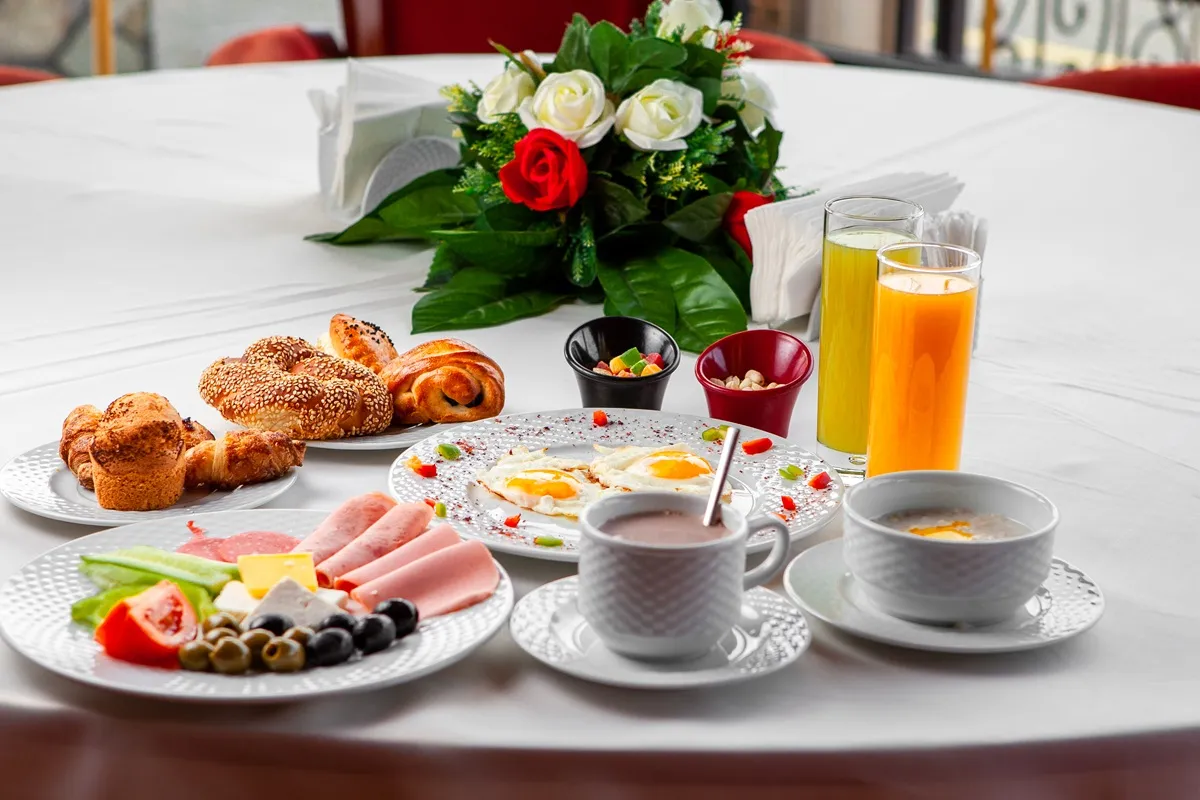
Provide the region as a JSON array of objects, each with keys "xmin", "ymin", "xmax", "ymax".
[
  {"xmin": 745, "ymin": 172, "xmax": 965, "ymax": 328},
  {"xmin": 309, "ymin": 60, "xmax": 458, "ymax": 220}
]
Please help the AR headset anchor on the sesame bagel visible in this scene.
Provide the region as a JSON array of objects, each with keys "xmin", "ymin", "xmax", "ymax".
[{"xmin": 198, "ymin": 336, "xmax": 392, "ymax": 440}]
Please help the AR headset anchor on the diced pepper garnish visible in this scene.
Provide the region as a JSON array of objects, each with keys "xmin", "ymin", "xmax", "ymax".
[
  {"xmin": 785, "ymin": 464, "xmax": 804, "ymax": 480},
  {"xmin": 701, "ymin": 425, "xmax": 730, "ymax": 442},
  {"xmin": 807, "ymin": 471, "xmax": 832, "ymax": 490},
  {"xmin": 742, "ymin": 437, "xmax": 773, "ymax": 455},
  {"xmin": 434, "ymin": 501, "xmax": 447, "ymax": 517},
  {"xmin": 417, "ymin": 464, "xmax": 438, "ymax": 478},
  {"xmin": 630, "ymin": 359, "xmax": 649, "ymax": 375},
  {"xmin": 186, "ymin": 520, "xmax": 206, "ymax": 537},
  {"xmin": 609, "ymin": 356, "xmax": 628, "ymax": 373},
  {"xmin": 644, "ymin": 353, "xmax": 664, "ymax": 368},
  {"xmin": 504, "ymin": 514, "xmax": 522, "ymax": 528},
  {"xmin": 779, "ymin": 468, "xmax": 796, "ymax": 481},
  {"xmin": 617, "ymin": 347, "xmax": 642, "ymax": 368},
  {"xmin": 641, "ymin": 363, "xmax": 662, "ymax": 376},
  {"xmin": 423, "ymin": 498, "xmax": 436, "ymax": 508},
  {"xmin": 534, "ymin": 536, "xmax": 564, "ymax": 547},
  {"xmin": 593, "ymin": 409, "xmax": 608, "ymax": 426},
  {"xmin": 436, "ymin": 443, "xmax": 462, "ymax": 461},
  {"xmin": 781, "ymin": 495, "xmax": 797, "ymax": 511}
]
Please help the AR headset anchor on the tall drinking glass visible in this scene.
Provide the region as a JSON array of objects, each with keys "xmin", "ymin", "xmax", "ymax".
[
  {"xmin": 817, "ymin": 197, "xmax": 923, "ymax": 475},
  {"xmin": 866, "ymin": 242, "xmax": 982, "ymax": 477}
]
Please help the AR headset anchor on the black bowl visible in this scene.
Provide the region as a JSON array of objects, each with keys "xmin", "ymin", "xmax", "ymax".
[{"xmin": 564, "ymin": 316, "xmax": 681, "ymax": 410}]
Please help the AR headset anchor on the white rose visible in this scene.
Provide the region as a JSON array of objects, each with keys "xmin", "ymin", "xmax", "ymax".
[
  {"xmin": 476, "ymin": 53, "xmax": 536, "ymax": 124},
  {"xmin": 517, "ymin": 69, "xmax": 615, "ymax": 149},
  {"xmin": 657, "ymin": 0, "xmax": 724, "ymax": 45},
  {"xmin": 615, "ymin": 79, "xmax": 703, "ymax": 152},
  {"xmin": 721, "ymin": 69, "xmax": 776, "ymax": 136}
]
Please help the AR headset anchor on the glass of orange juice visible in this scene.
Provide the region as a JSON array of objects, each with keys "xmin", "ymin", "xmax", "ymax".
[
  {"xmin": 866, "ymin": 242, "xmax": 982, "ymax": 477},
  {"xmin": 817, "ymin": 197, "xmax": 923, "ymax": 475}
]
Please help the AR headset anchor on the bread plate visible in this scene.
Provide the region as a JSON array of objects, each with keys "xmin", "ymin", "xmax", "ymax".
[
  {"xmin": 0, "ymin": 509, "xmax": 513, "ymax": 702},
  {"xmin": 387, "ymin": 408, "xmax": 845, "ymax": 563},
  {"xmin": 0, "ymin": 442, "xmax": 298, "ymax": 527},
  {"xmin": 304, "ymin": 423, "xmax": 454, "ymax": 451}
]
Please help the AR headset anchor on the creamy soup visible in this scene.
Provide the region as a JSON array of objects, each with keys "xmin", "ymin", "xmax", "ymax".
[{"xmin": 876, "ymin": 508, "xmax": 1031, "ymax": 542}]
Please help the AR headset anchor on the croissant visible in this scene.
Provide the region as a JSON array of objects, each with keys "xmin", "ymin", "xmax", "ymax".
[
  {"xmin": 60, "ymin": 405, "xmax": 102, "ymax": 490},
  {"xmin": 379, "ymin": 339, "xmax": 505, "ymax": 425},
  {"xmin": 185, "ymin": 430, "xmax": 306, "ymax": 490},
  {"xmin": 181, "ymin": 417, "xmax": 215, "ymax": 451}
]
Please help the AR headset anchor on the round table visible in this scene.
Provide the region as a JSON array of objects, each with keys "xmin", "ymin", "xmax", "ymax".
[{"xmin": 1, "ymin": 56, "xmax": 1198, "ymax": 799}]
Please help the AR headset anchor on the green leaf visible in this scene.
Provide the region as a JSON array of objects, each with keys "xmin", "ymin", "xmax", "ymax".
[
  {"xmin": 411, "ymin": 268, "xmax": 572, "ymax": 333},
  {"xmin": 682, "ymin": 44, "xmax": 728, "ymax": 79},
  {"xmin": 419, "ymin": 243, "xmax": 466, "ymax": 292},
  {"xmin": 690, "ymin": 244, "xmax": 751, "ymax": 311},
  {"xmin": 596, "ymin": 258, "xmax": 676, "ymax": 332},
  {"xmin": 476, "ymin": 202, "xmax": 543, "ymax": 232},
  {"xmin": 588, "ymin": 21, "xmax": 628, "ymax": 84},
  {"xmin": 433, "ymin": 226, "xmax": 559, "ymax": 274},
  {"xmin": 614, "ymin": 38, "xmax": 687, "ymax": 90},
  {"xmin": 592, "ymin": 179, "xmax": 650, "ymax": 235},
  {"xmin": 757, "ymin": 118, "xmax": 784, "ymax": 186},
  {"xmin": 568, "ymin": 216, "xmax": 598, "ymax": 287},
  {"xmin": 619, "ymin": 68, "xmax": 686, "ymax": 94},
  {"xmin": 663, "ymin": 192, "xmax": 732, "ymax": 242},
  {"xmin": 551, "ymin": 14, "xmax": 593, "ymax": 74},
  {"xmin": 727, "ymin": 233, "xmax": 754, "ymax": 275},
  {"xmin": 657, "ymin": 247, "xmax": 748, "ymax": 351},
  {"xmin": 693, "ymin": 76, "xmax": 723, "ymax": 115},
  {"xmin": 307, "ymin": 170, "xmax": 476, "ymax": 244}
]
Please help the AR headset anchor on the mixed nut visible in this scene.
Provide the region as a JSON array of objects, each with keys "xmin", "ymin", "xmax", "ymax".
[{"xmin": 707, "ymin": 369, "xmax": 782, "ymax": 391}]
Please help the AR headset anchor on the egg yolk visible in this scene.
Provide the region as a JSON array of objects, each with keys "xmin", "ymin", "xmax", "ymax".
[
  {"xmin": 645, "ymin": 452, "xmax": 712, "ymax": 480},
  {"xmin": 909, "ymin": 521, "xmax": 973, "ymax": 540},
  {"xmin": 506, "ymin": 470, "xmax": 579, "ymax": 499}
]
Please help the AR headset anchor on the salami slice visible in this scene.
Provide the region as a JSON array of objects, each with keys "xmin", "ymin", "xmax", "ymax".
[
  {"xmin": 217, "ymin": 531, "xmax": 302, "ymax": 562},
  {"xmin": 175, "ymin": 538, "xmax": 229, "ymax": 562}
]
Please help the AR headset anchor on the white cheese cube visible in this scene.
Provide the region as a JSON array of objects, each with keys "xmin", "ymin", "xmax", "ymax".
[{"xmin": 248, "ymin": 577, "xmax": 346, "ymax": 629}]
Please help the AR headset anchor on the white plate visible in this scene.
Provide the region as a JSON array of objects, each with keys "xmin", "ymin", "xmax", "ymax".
[
  {"xmin": 510, "ymin": 576, "xmax": 811, "ymax": 690},
  {"xmin": 0, "ymin": 509, "xmax": 513, "ymax": 702},
  {"xmin": 0, "ymin": 442, "xmax": 298, "ymax": 527},
  {"xmin": 387, "ymin": 408, "xmax": 844, "ymax": 563},
  {"xmin": 304, "ymin": 423, "xmax": 453, "ymax": 451},
  {"xmin": 783, "ymin": 540, "xmax": 1105, "ymax": 654}
]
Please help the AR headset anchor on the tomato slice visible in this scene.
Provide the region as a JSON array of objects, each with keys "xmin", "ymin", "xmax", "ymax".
[
  {"xmin": 807, "ymin": 471, "xmax": 832, "ymax": 490},
  {"xmin": 592, "ymin": 410, "xmax": 608, "ymax": 427},
  {"xmin": 741, "ymin": 437, "xmax": 773, "ymax": 456},
  {"xmin": 94, "ymin": 580, "xmax": 197, "ymax": 667},
  {"xmin": 504, "ymin": 513, "xmax": 522, "ymax": 528},
  {"xmin": 781, "ymin": 495, "xmax": 797, "ymax": 511}
]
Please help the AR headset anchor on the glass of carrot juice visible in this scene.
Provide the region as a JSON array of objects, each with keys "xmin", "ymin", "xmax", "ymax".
[{"xmin": 865, "ymin": 242, "xmax": 982, "ymax": 477}]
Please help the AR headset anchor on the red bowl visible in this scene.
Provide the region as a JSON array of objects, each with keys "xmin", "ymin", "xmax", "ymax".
[{"xmin": 695, "ymin": 329, "xmax": 814, "ymax": 437}]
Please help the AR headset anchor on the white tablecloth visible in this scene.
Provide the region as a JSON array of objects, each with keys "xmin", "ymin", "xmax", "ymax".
[{"xmin": 1, "ymin": 56, "xmax": 1198, "ymax": 799}]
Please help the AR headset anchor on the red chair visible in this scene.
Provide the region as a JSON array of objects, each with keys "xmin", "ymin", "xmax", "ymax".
[
  {"xmin": 0, "ymin": 66, "xmax": 60, "ymax": 87},
  {"xmin": 1035, "ymin": 64, "xmax": 1200, "ymax": 112},
  {"xmin": 206, "ymin": 25, "xmax": 342, "ymax": 66},
  {"xmin": 736, "ymin": 29, "xmax": 831, "ymax": 64}
]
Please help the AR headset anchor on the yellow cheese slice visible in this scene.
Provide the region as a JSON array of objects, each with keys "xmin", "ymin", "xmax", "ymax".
[{"xmin": 236, "ymin": 552, "xmax": 317, "ymax": 598}]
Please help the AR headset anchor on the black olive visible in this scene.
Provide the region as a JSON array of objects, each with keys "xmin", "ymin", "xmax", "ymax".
[
  {"xmin": 374, "ymin": 599, "xmax": 419, "ymax": 639},
  {"xmin": 352, "ymin": 614, "xmax": 396, "ymax": 655},
  {"xmin": 245, "ymin": 613, "xmax": 292, "ymax": 637},
  {"xmin": 315, "ymin": 613, "xmax": 356, "ymax": 634},
  {"xmin": 305, "ymin": 628, "xmax": 354, "ymax": 667}
]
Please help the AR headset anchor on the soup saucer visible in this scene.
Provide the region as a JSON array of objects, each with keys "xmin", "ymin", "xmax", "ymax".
[
  {"xmin": 509, "ymin": 577, "xmax": 811, "ymax": 689},
  {"xmin": 784, "ymin": 540, "xmax": 1104, "ymax": 654}
]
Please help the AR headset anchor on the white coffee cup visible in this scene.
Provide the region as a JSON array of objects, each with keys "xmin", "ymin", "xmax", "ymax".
[{"xmin": 578, "ymin": 492, "xmax": 791, "ymax": 661}]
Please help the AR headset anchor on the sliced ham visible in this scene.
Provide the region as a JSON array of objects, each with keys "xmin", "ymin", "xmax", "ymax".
[
  {"xmin": 350, "ymin": 540, "xmax": 499, "ymax": 618},
  {"xmin": 216, "ymin": 531, "xmax": 300, "ymax": 562},
  {"xmin": 314, "ymin": 502, "xmax": 434, "ymax": 588},
  {"xmin": 175, "ymin": 538, "xmax": 228, "ymax": 562},
  {"xmin": 334, "ymin": 523, "xmax": 461, "ymax": 592},
  {"xmin": 291, "ymin": 493, "xmax": 396, "ymax": 564}
]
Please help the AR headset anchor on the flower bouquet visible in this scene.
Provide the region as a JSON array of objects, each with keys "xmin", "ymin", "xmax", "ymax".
[{"xmin": 309, "ymin": 0, "xmax": 785, "ymax": 352}]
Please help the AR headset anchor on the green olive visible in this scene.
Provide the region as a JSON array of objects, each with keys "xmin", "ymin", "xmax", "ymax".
[
  {"xmin": 239, "ymin": 629, "xmax": 273, "ymax": 666},
  {"xmin": 262, "ymin": 637, "xmax": 306, "ymax": 673},
  {"xmin": 208, "ymin": 637, "xmax": 252, "ymax": 675},
  {"xmin": 281, "ymin": 626, "xmax": 314, "ymax": 647},
  {"xmin": 201, "ymin": 612, "xmax": 241, "ymax": 635},
  {"xmin": 178, "ymin": 640, "xmax": 214, "ymax": 671},
  {"xmin": 204, "ymin": 627, "xmax": 238, "ymax": 646}
]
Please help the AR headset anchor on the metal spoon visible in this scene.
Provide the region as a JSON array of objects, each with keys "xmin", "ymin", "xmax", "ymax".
[{"xmin": 702, "ymin": 425, "xmax": 740, "ymax": 527}]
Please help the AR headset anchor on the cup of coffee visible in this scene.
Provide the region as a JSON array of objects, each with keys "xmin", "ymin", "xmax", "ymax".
[{"xmin": 578, "ymin": 492, "xmax": 791, "ymax": 661}]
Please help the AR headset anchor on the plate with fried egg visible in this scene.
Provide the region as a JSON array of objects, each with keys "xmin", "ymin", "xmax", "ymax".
[{"xmin": 387, "ymin": 409, "xmax": 844, "ymax": 563}]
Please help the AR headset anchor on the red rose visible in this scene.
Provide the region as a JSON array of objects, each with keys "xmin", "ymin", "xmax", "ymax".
[
  {"xmin": 723, "ymin": 190, "xmax": 774, "ymax": 259},
  {"xmin": 498, "ymin": 128, "xmax": 587, "ymax": 212}
]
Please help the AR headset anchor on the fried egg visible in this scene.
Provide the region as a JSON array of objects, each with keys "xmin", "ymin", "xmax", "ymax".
[
  {"xmin": 590, "ymin": 444, "xmax": 729, "ymax": 497},
  {"xmin": 476, "ymin": 448, "xmax": 603, "ymax": 519}
]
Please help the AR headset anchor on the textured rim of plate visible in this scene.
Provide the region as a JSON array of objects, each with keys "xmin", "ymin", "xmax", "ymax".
[
  {"xmin": 783, "ymin": 540, "xmax": 1106, "ymax": 654},
  {"xmin": 509, "ymin": 576, "xmax": 811, "ymax": 690},
  {"xmin": 387, "ymin": 408, "xmax": 845, "ymax": 563},
  {"xmin": 303, "ymin": 423, "xmax": 453, "ymax": 451},
  {"xmin": 0, "ymin": 442, "xmax": 298, "ymax": 527},
  {"xmin": 0, "ymin": 509, "xmax": 513, "ymax": 703}
]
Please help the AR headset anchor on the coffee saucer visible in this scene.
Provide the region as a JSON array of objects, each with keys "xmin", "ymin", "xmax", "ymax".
[
  {"xmin": 784, "ymin": 540, "xmax": 1105, "ymax": 654},
  {"xmin": 509, "ymin": 577, "xmax": 811, "ymax": 689}
]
